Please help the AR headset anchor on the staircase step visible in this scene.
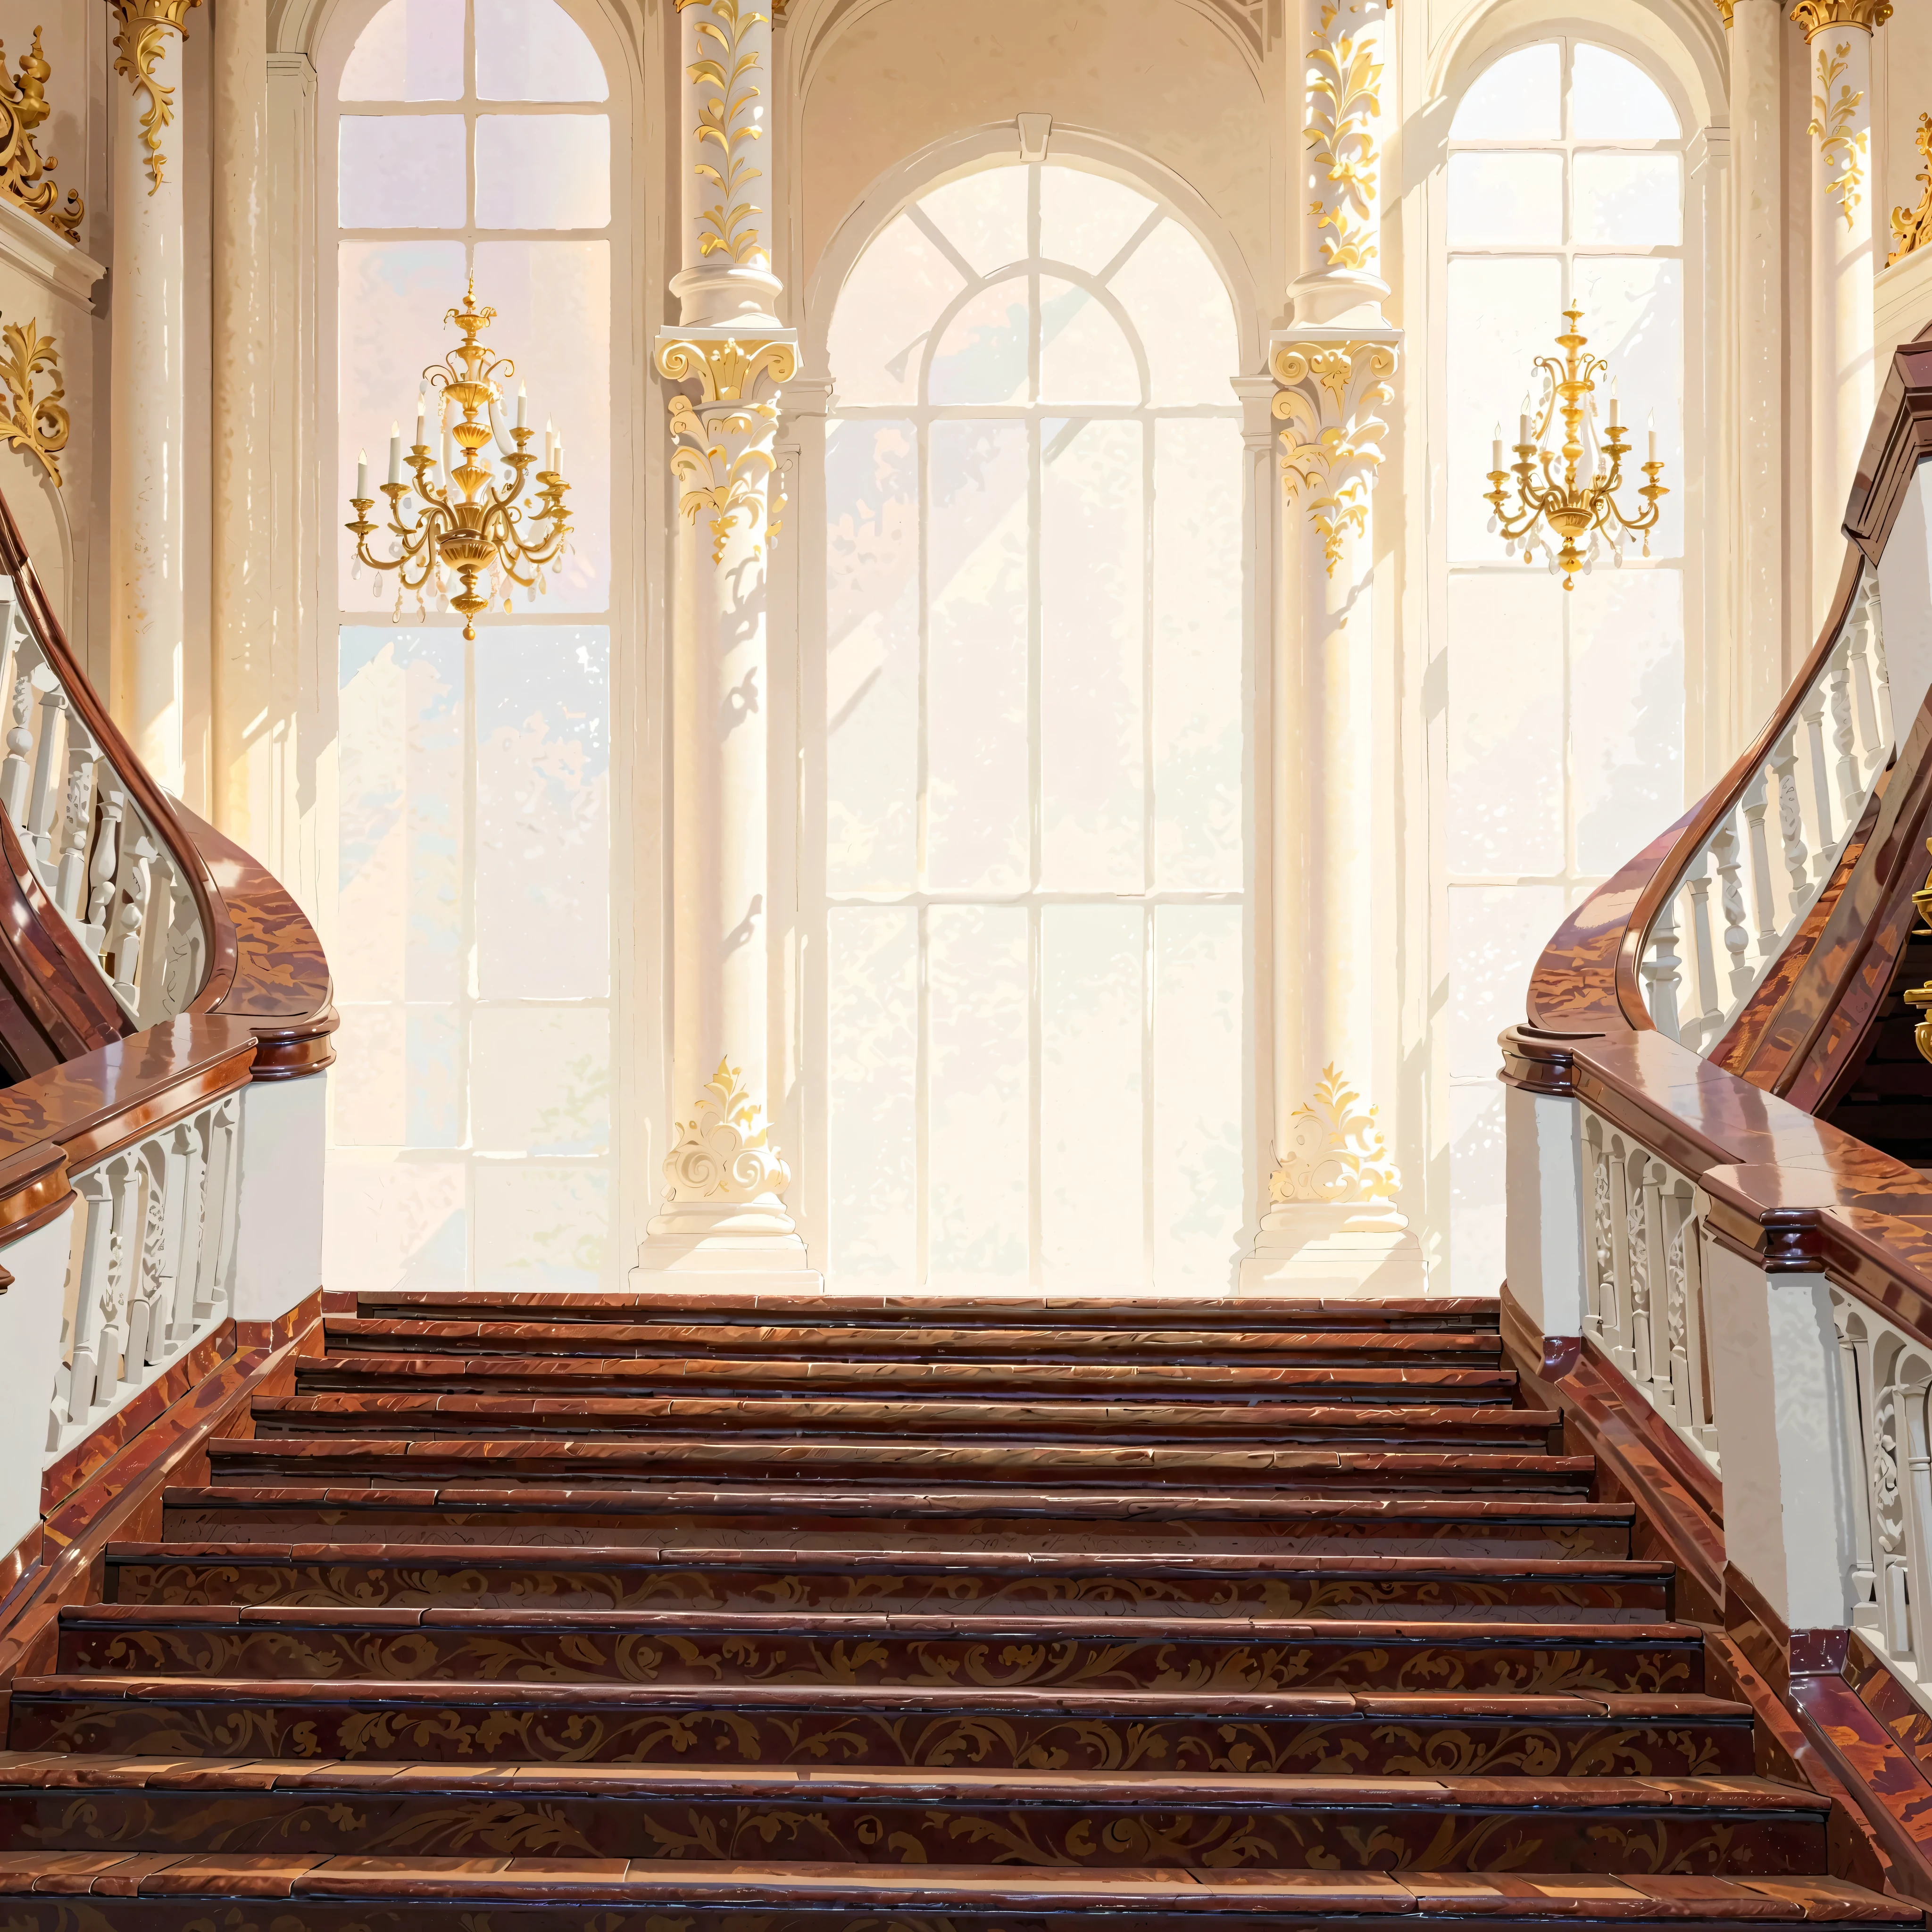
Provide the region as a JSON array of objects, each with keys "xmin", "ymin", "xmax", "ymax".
[
  {"xmin": 0, "ymin": 1857, "xmax": 1907, "ymax": 1931},
  {"xmin": 0, "ymin": 1756, "xmax": 1826, "ymax": 1872},
  {"xmin": 202, "ymin": 1439, "xmax": 1589, "ymax": 1491},
  {"xmin": 353, "ymin": 1291, "xmax": 1506, "ymax": 1331},
  {"xmin": 104, "ymin": 1543, "xmax": 1674, "ymax": 1619},
  {"xmin": 249, "ymin": 1394, "xmax": 1553, "ymax": 1441},
  {"xmin": 158, "ymin": 1486, "xmax": 1634, "ymax": 1555},
  {"xmin": 55, "ymin": 1605, "xmax": 1707, "ymax": 1693}
]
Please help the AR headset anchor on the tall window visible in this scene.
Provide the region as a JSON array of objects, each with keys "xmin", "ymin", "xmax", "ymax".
[
  {"xmin": 817, "ymin": 160, "xmax": 1249, "ymax": 1290},
  {"xmin": 1443, "ymin": 41, "xmax": 1689, "ymax": 1283},
  {"xmin": 321, "ymin": 0, "xmax": 618, "ymax": 1293}
]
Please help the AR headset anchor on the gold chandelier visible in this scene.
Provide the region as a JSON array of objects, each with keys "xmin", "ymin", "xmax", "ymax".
[
  {"xmin": 346, "ymin": 284, "xmax": 572, "ymax": 641},
  {"xmin": 1483, "ymin": 305, "xmax": 1667, "ymax": 591}
]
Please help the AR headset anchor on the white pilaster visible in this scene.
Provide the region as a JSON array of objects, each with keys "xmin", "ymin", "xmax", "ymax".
[
  {"xmin": 1794, "ymin": 0, "xmax": 1885, "ymax": 617},
  {"xmin": 1244, "ymin": 0, "xmax": 1421, "ymax": 1294},
  {"xmin": 637, "ymin": 0, "xmax": 815, "ymax": 1284},
  {"xmin": 108, "ymin": 1, "xmax": 199, "ymax": 796}
]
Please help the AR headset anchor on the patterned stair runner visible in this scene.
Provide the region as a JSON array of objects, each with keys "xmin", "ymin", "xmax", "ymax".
[{"xmin": 0, "ymin": 1293, "xmax": 1914, "ymax": 1929}]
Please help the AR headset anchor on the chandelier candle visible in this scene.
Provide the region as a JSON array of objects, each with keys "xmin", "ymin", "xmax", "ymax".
[{"xmin": 345, "ymin": 283, "xmax": 573, "ymax": 640}]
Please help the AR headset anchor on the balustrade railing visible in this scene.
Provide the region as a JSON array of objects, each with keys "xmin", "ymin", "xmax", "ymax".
[
  {"xmin": 0, "ymin": 580, "xmax": 205, "ymax": 1026},
  {"xmin": 1638, "ymin": 570, "xmax": 1891, "ymax": 1052},
  {"xmin": 44, "ymin": 1083, "xmax": 241, "ymax": 1456},
  {"xmin": 1579, "ymin": 1106, "xmax": 1718, "ymax": 1469}
]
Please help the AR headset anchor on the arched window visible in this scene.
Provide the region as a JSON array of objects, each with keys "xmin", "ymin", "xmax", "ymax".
[
  {"xmin": 816, "ymin": 158, "xmax": 1249, "ymax": 1289},
  {"xmin": 1442, "ymin": 40, "xmax": 1690, "ymax": 1282},
  {"xmin": 321, "ymin": 0, "xmax": 621, "ymax": 1293}
]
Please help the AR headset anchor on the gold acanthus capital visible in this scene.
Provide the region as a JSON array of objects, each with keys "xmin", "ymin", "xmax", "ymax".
[
  {"xmin": 660, "ymin": 334, "xmax": 797, "ymax": 563},
  {"xmin": 1790, "ymin": 0, "xmax": 1889, "ymax": 35},
  {"xmin": 1304, "ymin": 0, "xmax": 1385, "ymax": 273},
  {"xmin": 657, "ymin": 333, "xmax": 798, "ymax": 404},
  {"xmin": 0, "ymin": 29, "xmax": 82, "ymax": 243},
  {"xmin": 1269, "ymin": 1064, "xmax": 1402, "ymax": 1206},
  {"xmin": 1271, "ymin": 336, "xmax": 1398, "ymax": 575}
]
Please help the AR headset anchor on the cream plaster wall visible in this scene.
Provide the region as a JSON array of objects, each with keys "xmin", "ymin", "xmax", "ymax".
[{"xmin": 792, "ymin": 0, "xmax": 1278, "ymax": 332}]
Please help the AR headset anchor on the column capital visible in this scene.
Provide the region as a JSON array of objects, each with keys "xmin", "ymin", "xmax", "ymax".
[
  {"xmin": 657, "ymin": 330, "xmax": 799, "ymax": 401},
  {"xmin": 111, "ymin": 0, "xmax": 203, "ymax": 27},
  {"xmin": 1790, "ymin": 0, "xmax": 1889, "ymax": 37}
]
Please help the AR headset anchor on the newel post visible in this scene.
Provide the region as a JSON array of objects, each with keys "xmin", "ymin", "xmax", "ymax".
[
  {"xmin": 1498, "ymin": 1027, "xmax": 1593, "ymax": 1343},
  {"xmin": 636, "ymin": 0, "xmax": 816, "ymax": 1286}
]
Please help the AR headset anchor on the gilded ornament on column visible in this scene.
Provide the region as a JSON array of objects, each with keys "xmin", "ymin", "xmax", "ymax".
[
  {"xmin": 1269, "ymin": 1064, "xmax": 1401, "ymax": 1205},
  {"xmin": 0, "ymin": 29, "xmax": 83, "ymax": 242},
  {"xmin": 659, "ymin": 335, "xmax": 798, "ymax": 562},
  {"xmin": 663, "ymin": 1058, "xmax": 792, "ymax": 1201},
  {"xmin": 1890, "ymin": 113, "xmax": 1932, "ymax": 264},
  {"xmin": 1271, "ymin": 338, "xmax": 1395, "ymax": 575},
  {"xmin": 1709, "ymin": 0, "xmax": 1733, "ymax": 25},
  {"xmin": 0, "ymin": 318, "xmax": 68, "ymax": 486},
  {"xmin": 1807, "ymin": 41, "xmax": 1868, "ymax": 229},
  {"xmin": 1790, "ymin": 0, "xmax": 1890, "ymax": 33},
  {"xmin": 676, "ymin": 0, "xmax": 771, "ymax": 272},
  {"xmin": 1304, "ymin": 1, "xmax": 1383, "ymax": 272},
  {"xmin": 111, "ymin": 1, "xmax": 202, "ymax": 196}
]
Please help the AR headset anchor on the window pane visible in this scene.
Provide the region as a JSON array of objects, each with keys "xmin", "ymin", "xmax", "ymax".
[
  {"xmin": 1573, "ymin": 256, "xmax": 1683, "ymax": 557},
  {"xmin": 1153, "ymin": 417, "xmax": 1242, "ymax": 890},
  {"xmin": 340, "ymin": 0, "xmax": 464, "ymax": 101},
  {"xmin": 827, "ymin": 908, "xmax": 918, "ymax": 1279},
  {"xmin": 475, "ymin": 626, "xmax": 609, "ymax": 998},
  {"xmin": 471, "ymin": 1009, "xmax": 610, "ymax": 1154},
  {"xmin": 920, "ymin": 168, "xmax": 1028, "ymax": 276},
  {"xmin": 337, "ymin": 240, "xmax": 468, "ymax": 608},
  {"xmin": 475, "ymin": 240, "xmax": 612, "ymax": 608},
  {"xmin": 476, "ymin": 0, "xmax": 609, "ymax": 100},
  {"xmin": 1446, "ymin": 254, "xmax": 1562, "ymax": 562},
  {"xmin": 1448, "ymin": 575, "xmax": 1564, "ymax": 875},
  {"xmin": 1106, "ymin": 219, "xmax": 1240, "ymax": 404},
  {"xmin": 929, "ymin": 906, "xmax": 1029, "ymax": 1284},
  {"xmin": 340, "ymin": 116, "xmax": 466, "ymax": 227},
  {"xmin": 1039, "ymin": 280, "xmax": 1140, "ymax": 403},
  {"xmin": 1447, "ymin": 152, "xmax": 1562, "ymax": 245},
  {"xmin": 1042, "ymin": 903, "xmax": 1143, "ymax": 1283},
  {"xmin": 475, "ymin": 115, "xmax": 610, "ymax": 228},
  {"xmin": 928, "ymin": 420, "xmax": 1028, "ymax": 892},
  {"xmin": 332, "ymin": 1005, "xmax": 460, "ymax": 1145},
  {"xmin": 1153, "ymin": 905, "xmax": 1242, "ymax": 1289},
  {"xmin": 827, "ymin": 215, "xmax": 964, "ymax": 406},
  {"xmin": 1042, "ymin": 417, "xmax": 1144, "ymax": 891},
  {"xmin": 826, "ymin": 421, "xmax": 918, "ymax": 892},
  {"xmin": 474, "ymin": 1168, "xmax": 610, "ymax": 1290},
  {"xmin": 1041, "ymin": 167, "xmax": 1156, "ymax": 274},
  {"xmin": 1571, "ymin": 44, "xmax": 1678, "ymax": 139},
  {"xmin": 325, "ymin": 1157, "xmax": 468, "ymax": 1294},
  {"xmin": 337, "ymin": 628, "xmax": 466, "ymax": 1002},
  {"xmin": 1451, "ymin": 1083, "xmax": 1507, "ymax": 1298},
  {"xmin": 928, "ymin": 278, "xmax": 1029, "ymax": 405},
  {"xmin": 1573, "ymin": 152, "xmax": 1681, "ymax": 245},
  {"xmin": 1447, "ymin": 884, "xmax": 1568, "ymax": 1079},
  {"xmin": 1571, "ymin": 568, "xmax": 1684, "ymax": 874},
  {"xmin": 1451, "ymin": 43, "xmax": 1560, "ymax": 138}
]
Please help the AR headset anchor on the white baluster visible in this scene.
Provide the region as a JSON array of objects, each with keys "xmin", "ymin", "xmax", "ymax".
[
  {"xmin": 53, "ymin": 747, "xmax": 95, "ymax": 919},
  {"xmin": 1800, "ymin": 682, "xmax": 1837, "ymax": 882},
  {"xmin": 1683, "ymin": 858, "xmax": 1719, "ymax": 1047},
  {"xmin": 1830, "ymin": 646, "xmax": 1861, "ymax": 824},
  {"xmin": 1641, "ymin": 893, "xmax": 1684, "ymax": 1042},
  {"xmin": 0, "ymin": 673, "xmax": 32, "ymax": 832},
  {"xmin": 1772, "ymin": 726, "xmax": 1811, "ymax": 929},
  {"xmin": 194, "ymin": 1099, "xmax": 241, "ymax": 1322},
  {"xmin": 24, "ymin": 678, "xmax": 63, "ymax": 869},
  {"xmin": 110, "ymin": 832, "xmax": 155, "ymax": 1007},
  {"xmin": 1741, "ymin": 768, "xmax": 1777, "ymax": 968},
  {"xmin": 1712, "ymin": 818, "xmax": 1751, "ymax": 1005},
  {"xmin": 66, "ymin": 1168, "xmax": 117, "ymax": 1421},
  {"xmin": 165, "ymin": 1116, "xmax": 205, "ymax": 1347},
  {"xmin": 86, "ymin": 790, "xmax": 123, "ymax": 963},
  {"xmin": 104, "ymin": 1154, "xmax": 142, "ymax": 1393},
  {"xmin": 1849, "ymin": 597, "xmax": 1884, "ymax": 779},
  {"xmin": 158, "ymin": 857, "xmax": 203, "ymax": 1021},
  {"xmin": 1872, "ymin": 608, "xmax": 1896, "ymax": 749},
  {"xmin": 1604, "ymin": 1143, "xmax": 1635, "ymax": 1372}
]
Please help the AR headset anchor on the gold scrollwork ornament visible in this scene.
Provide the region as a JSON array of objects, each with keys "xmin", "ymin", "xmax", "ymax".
[
  {"xmin": 676, "ymin": 0, "xmax": 771, "ymax": 271},
  {"xmin": 1270, "ymin": 1064, "xmax": 1402, "ymax": 1206},
  {"xmin": 1807, "ymin": 40, "xmax": 1868, "ymax": 230},
  {"xmin": 1272, "ymin": 339, "xmax": 1396, "ymax": 576},
  {"xmin": 1891, "ymin": 112, "xmax": 1932, "ymax": 265},
  {"xmin": 1304, "ymin": 1, "xmax": 1383, "ymax": 273},
  {"xmin": 111, "ymin": 2, "xmax": 203, "ymax": 196},
  {"xmin": 0, "ymin": 28, "xmax": 83, "ymax": 242},
  {"xmin": 0, "ymin": 317, "xmax": 67, "ymax": 486},
  {"xmin": 1790, "ymin": 0, "xmax": 1891, "ymax": 34},
  {"xmin": 658, "ymin": 335, "xmax": 797, "ymax": 562}
]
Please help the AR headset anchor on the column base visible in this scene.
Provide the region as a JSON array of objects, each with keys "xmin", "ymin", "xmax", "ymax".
[
  {"xmin": 1239, "ymin": 1202, "xmax": 1427, "ymax": 1297},
  {"xmin": 633, "ymin": 1199, "xmax": 820, "ymax": 1286}
]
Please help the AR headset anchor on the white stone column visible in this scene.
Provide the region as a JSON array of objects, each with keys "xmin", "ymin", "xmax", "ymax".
[
  {"xmin": 1794, "ymin": 0, "xmax": 1885, "ymax": 617},
  {"xmin": 1730, "ymin": 0, "xmax": 1790, "ymax": 728},
  {"xmin": 108, "ymin": 0, "xmax": 200, "ymax": 797},
  {"xmin": 211, "ymin": 0, "xmax": 273, "ymax": 849},
  {"xmin": 1244, "ymin": 0, "xmax": 1422, "ymax": 1294},
  {"xmin": 637, "ymin": 0, "xmax": 813, "ymax": 1283}
]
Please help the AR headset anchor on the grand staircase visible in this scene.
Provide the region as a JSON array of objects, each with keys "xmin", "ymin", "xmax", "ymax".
[{"xmin": 0, "ymin": 1294, "xmax": 1912, "ymax": 1928}]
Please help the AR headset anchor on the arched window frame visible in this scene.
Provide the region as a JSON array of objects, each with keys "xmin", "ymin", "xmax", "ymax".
[
  {"xmin": 791, "ymin": 137, "xmax": 1267, "ymax": 1290},
  {"xmin": 311, "ymin": 0, "xmax": 640, "ymax": 1296}
]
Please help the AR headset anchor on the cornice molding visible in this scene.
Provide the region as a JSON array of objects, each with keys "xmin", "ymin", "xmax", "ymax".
[{"xmin": 0, "ymin": 197, "xmax": 105, "ymax": 308}]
